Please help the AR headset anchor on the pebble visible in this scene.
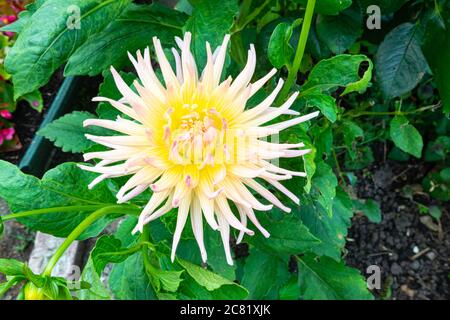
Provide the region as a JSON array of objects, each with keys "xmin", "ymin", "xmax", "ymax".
[
  {"xmin": 391, "ymin": 262, "xmax": 403, "ymax": 275},
  {"xmin": 426, "ymin": 251, "xmax": 437, "ymax": 261},
  {"xmin": 411, "ymin": 260, "xmax": 421, "ymax": 270}
]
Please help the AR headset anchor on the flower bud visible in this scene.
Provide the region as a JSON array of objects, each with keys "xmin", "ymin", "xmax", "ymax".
[{"xmin": 23, "ymin": 282, "xmax": 48, "ymax": 300}]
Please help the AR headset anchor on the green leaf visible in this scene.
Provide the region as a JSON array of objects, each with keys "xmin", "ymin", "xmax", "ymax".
[
  {"xmin": 283, "ymin": 127, "xmax": 316, "ymax": 193},
  {"xmin": 357, "ymin": 0, "xmax": 410, "ymax": 14},
  {"xmin": 268, "ymin": 21, "xmax": 296, "ymax": 68},
  {"xmin": 5, "ymin": 0, "xmax": 131, "ymax": 98},
  {"xmin": 390, "ymin": 116, "xmax": 423, "ymax": 158},
  {"xmin": 78, "ymin": 259, "xmax": 111, "ymax": 300},
  {"xmin": 20, "ymin": 90, "xmax": 44, "ymax": 112},
  {"xmin": 353, "ymin": 199, "xmax": 382, "ymax": 223},
  {"xmin": 297, "ymin": 254, "xmax": 373, "ymax": 300},
  {"xmin": 147, "ymin": 267, "xmax": 184, "ymax": 293},
  {"xmin": 423, "ymin": 8, "xmax": 450, "ymax": 115},
  {"xmin": 428, "ymin": 205, "xmax": 442, "ymax": 220},
  {"xmin": 178, "ymin": 259, "xmax": 248, "ymax": 299},
  {"xmin": 96, "ymin": 71, "xmax": 137, "ymax": 120},
  {"xmin": 316, "ymin": 6, "xmax": 362, "ymax": 54},
  {"xmin": 241, "ymin": 248, "xmax": 290, "ymax": 299},
  {"xmin": 0, "ymin": 216, "xmax": 3, "ymax": 239},
  {"xmin": 311, "ymin": 162, "xmax": 337, "ymax": 215},
  {"xmin": 247, "ymin": 212, "xmax": 320, "ymax": 258},
  {"xmin": 345, "ymin": 146, "xmax": 374, "ymax": 170},
  {"xmin": 301, "ymin": 54, "xmax": 373, "ymax": 96},
  {"xmin": 376, "ymin": 23, "xmax": 429, "ymax": 100},
  {"xmin": 0, "ymin": 258, "xmax": 26, "ymax": 276},
  {"xmin": 178, "ymin": 259, "xmax": 236, "ymax": 291},
  {"xmin": 203, "ymin": 228, "xmax": 236, "ymax": 280},
  {"xmin": 0, "ymin": 277, "xmax": 22, "ymax": 298},
  {"xmin": 340, "ymin": 120, "xmax": 364, "ymax": 159},
  {"xmin": 185, "ymin": 0, "xmax": 239, "ymax": 66},
  {"xmin": 422, "ymin": 168, "xmax": 450, "ymax": 202},
  {"xmin": 109, "ymin": 253, "xmax": 157, "ymax": 300},
  {"xmin": 279, "ymin": 276, "xmax": 301, "ymax": 300},
  {"xmin": 312, "ymin": 124, "xmax": 333, "ymax": 157},
  {"xmin": 179, "ymin": 273, "xmax": 247, "ymax": 300},
  {"xmin": 425, "ymin": 136, "xmax": 450, "ymax": 162},
  {"xmin": 91, "ymin": 235, "xmax": 139, "ymax": 276},
  {"xmin": 388, "ymin": 146, "xmax": 411, "ymax": 162},
  {"xmin": 37, "ymin": 111, "xmax": 104, "ymax": 153},
  {"xmin": 0, "ymin": 161, "xmax": 117, "ymax": 238},
  {"xmin": 108, "ymin": 217, "xmax": 157, "ymax": 300},
  {"xmin": 0, "ymin": 80, "xmax": 15, "ymax": 111},
  {"xmin": 299, "ymin": 93, "xmax": 338, "ymax": 123},
  {"xmin": 297, "ymin": 188, "xmax": 353, "ymax": 261},
  {"xmin": 65, "ymin": 3, "xmax": 186, "ymax": 76},
  {"xmin": 114, "ymin": 216, "xmax": 140, "ymax": 247},
  {"xmin": 295, "ymin": 0, "xmax": 352, "ymax": 15},
  {"xmin": 157, "ymin": 292, "xmax": 178, "ymax": 300}
]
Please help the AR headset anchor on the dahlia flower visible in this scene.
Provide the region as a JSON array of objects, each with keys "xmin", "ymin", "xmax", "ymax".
[{"xmin": 79, "ymin": 33, "xmax": 319, "ymax": 265}]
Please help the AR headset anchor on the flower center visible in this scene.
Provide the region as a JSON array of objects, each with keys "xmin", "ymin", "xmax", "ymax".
[{"xmin": 164, "ymin": 103, "xmax": 229, "ymax": 167}]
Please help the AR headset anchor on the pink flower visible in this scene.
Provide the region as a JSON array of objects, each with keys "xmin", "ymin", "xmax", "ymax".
[
  {"xmin": 6, "ymin": 15, "xmax": 16, "ymax": 23},
  {"xmin": 0, "ymin": 127, "xmax": 14, "ymax": 140},
  {"xmin": 3, "ymin": 31, "xmax": 15, "ymax": 37},
  {"xmin": 0, "ymin": 110, "xmax": 13, "ymax": 120},
  {"xmin": 1, "ymin": 15, "xmax": 17, "ymax": 37}
]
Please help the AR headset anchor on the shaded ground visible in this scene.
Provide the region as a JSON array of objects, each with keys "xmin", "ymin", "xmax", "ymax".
[
  {"xmin": 0, "ymin": 70, "xmax": 64, "ymax": 165},
  {"xmin": 345, "ymin": 160, "xmax": 449, "ymax": 300}
]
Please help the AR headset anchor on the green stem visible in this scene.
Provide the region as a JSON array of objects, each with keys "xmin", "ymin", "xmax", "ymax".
[
  {"xmin": 1, "ymin": 205, "xmax": 106, "ymax": 222},
  {"xmin": 348, "ymin": 103, "xmax": 441, "ymax": 118},
  {"xmin": 276, "ymin": 0, "xmax": 316, "ymax": 105},
  {"xmin": 231, "ymin": 0, "xmax": 272, "ymax": 35},
  {"xmin": 231, "ymin": 32, "xmax": 247, "ymax": 66},
  {"xmin": 332, "ymin": 148, "xmax": 345, "ymax": 186},
  {"xmin": 141, "ymin": 225, "xmax": 153, "ymax": 266},
  {"xmin": 42, "ymin": 205, "xmax": 138, "ymax": 277},
  {"xmin": 236, "ymin": 0, "xmax": 252, "ymax": 27},
  {"xmin": 96, "ymin": 242, "xmax": 148, "ymax": 259}
]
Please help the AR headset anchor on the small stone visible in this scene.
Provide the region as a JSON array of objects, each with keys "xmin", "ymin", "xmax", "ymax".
[
  {"xmin": 401, "ymin": 284, "xmax": 415, "ymax": 298},
  {"xmin": 426, "ymin": 251, "xmax": 437, "ymax": 261},
  {"xmin": 391, "ymin": 262, "xmax": 402, "ymax": 275},
  {"xmin": 420, "ymin": 216, "xmax": 440, "ymax": 232},
  {"xmin": 411, "ymin": 260, "xmax": 421, "ymax": 270},
  {"xmin": 413, "ymin": 246, "xmax": 420, "ymax": 254}
]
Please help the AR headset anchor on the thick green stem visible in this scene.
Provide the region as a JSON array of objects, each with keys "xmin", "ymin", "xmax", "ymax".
[
  {"xmin": 276, "ymin": 0, "xmax": 316, "ymax": 105},
  {"xmin": 42, "ymin": 205, "xmax": 138, "ymax": 276},
  {"xmin": 1, "ymin": 205, "xmax": 106, "ymax": 222}
]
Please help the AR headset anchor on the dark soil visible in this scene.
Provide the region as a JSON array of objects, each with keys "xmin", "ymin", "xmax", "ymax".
[
  {"xmin": 345, "ymin": 158, "xmax": 450, "ymax": 300},
  {"xmin": 0, "ymin": 70, "xmax": 64, "ymax": 165}
]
